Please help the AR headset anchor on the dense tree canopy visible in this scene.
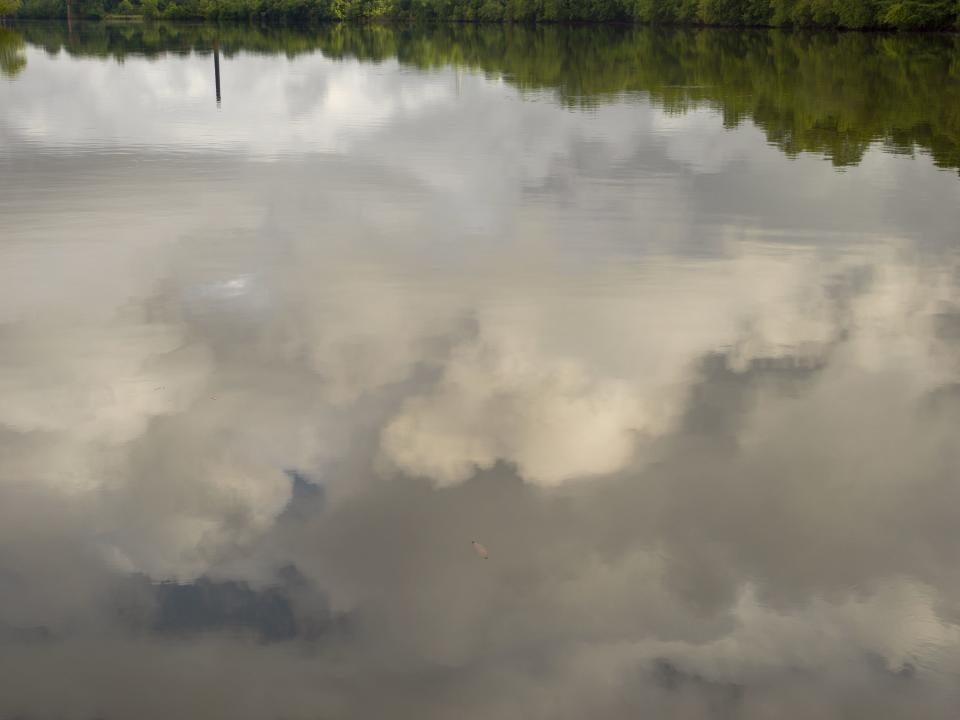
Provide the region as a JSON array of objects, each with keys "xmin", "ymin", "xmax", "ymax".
[
  {"xmin": 11, "ymin": 0, "xmax": 960, "ymax": 28},
  {"xmin": 0, "ymin": 0, "xmax": 22, "ymax": 18}
]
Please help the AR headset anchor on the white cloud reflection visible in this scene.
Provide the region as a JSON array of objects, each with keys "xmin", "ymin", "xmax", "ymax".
[{"xmin": 1, "ymin": 39, "xmax": 960, "ymax": 720}]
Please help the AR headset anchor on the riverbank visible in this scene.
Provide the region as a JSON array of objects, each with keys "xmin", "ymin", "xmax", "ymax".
[{"xmin": 10, "ymin": 0, "xmax": 960, "ymax": 32}]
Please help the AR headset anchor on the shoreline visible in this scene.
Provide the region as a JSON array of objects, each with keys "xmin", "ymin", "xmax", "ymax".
[{"xmin": 10, "ymin": 17, "xmax": 960, "ymax": 35}]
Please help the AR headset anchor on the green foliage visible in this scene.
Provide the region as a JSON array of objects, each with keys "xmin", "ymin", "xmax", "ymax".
[
  {"xmin": 0, "ymin": 0, "xmax": 22, "ymax": 16},
  {"xmin": 80, "ymin": 0, "xmax": 106, "ymax": 18},
  {"xmin": 699, "ymin": 0, "xmax": 742, "ymax": 24},
  {"xmin": 10, "ymin": 0, "xmax": 960, "ymax": 27},
  {"xmin": 14, "ymin": 0, "xmax": 59, "ymax": 19},
  {"xmin": 633, "ymin": 0, "xmax": 699, "ymax": 22},
  {"xmin": 477, "ymin": 0, "xmax": 505, "ymax": 20},
  {"xmin": 0, "ymin": 27, "xmax": 26, "ymax": 74},
  {"xmin": 879, "ymin": 0, "xmax": 956, "ymax": 28},
  {"xmin": 676, "ymin": 0, "xmax": 769, "ymax": 24},
  {"xmin": 833, "ymin": 0, "xmax": 878, "ymax": 27}
]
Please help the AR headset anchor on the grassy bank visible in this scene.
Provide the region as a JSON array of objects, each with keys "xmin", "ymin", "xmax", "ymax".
[{"xmin": 9, "ymin": 0, "xmax": 960, "ymax": 31}]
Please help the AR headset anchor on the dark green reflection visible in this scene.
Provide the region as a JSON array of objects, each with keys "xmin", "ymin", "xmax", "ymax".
[
  {"xmin": 0, "ymin": 27, "xmax": 27, "ymax": 76},
  {"xmin": 12, "ymin": 22, "xmax": 960, "ymax": 172}
]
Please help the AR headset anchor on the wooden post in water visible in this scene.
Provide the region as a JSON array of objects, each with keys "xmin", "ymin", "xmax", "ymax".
[{"xmin": 213, "ymin": 40, "xmax": 221, "ymax": 107}]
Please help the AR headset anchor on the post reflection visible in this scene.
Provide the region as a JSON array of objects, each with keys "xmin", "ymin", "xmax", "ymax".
[{"xmin": 213, "ymin": 39, "xmax": 221, "ymax": 106}]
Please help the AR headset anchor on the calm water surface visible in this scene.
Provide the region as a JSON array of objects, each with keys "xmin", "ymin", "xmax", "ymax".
[{"xmin": 1, "ymin": 22, "xmax": 960, "ymax": 720}]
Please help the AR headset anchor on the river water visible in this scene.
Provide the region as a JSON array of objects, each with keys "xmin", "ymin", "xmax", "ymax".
[{"xmin": 1, "ymin": 21, "xmax": 959, "ymax": 720}]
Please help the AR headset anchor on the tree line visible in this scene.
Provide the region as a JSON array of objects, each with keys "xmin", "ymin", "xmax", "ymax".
[{"xmin": 7, "ymin": 0, "xmax": 960, "ymax": 30}]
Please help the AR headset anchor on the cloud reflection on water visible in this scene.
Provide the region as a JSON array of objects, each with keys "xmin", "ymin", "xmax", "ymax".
[{"xmin": 1, "ymin": 33, "xmax": 960, "ymax": 720}]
